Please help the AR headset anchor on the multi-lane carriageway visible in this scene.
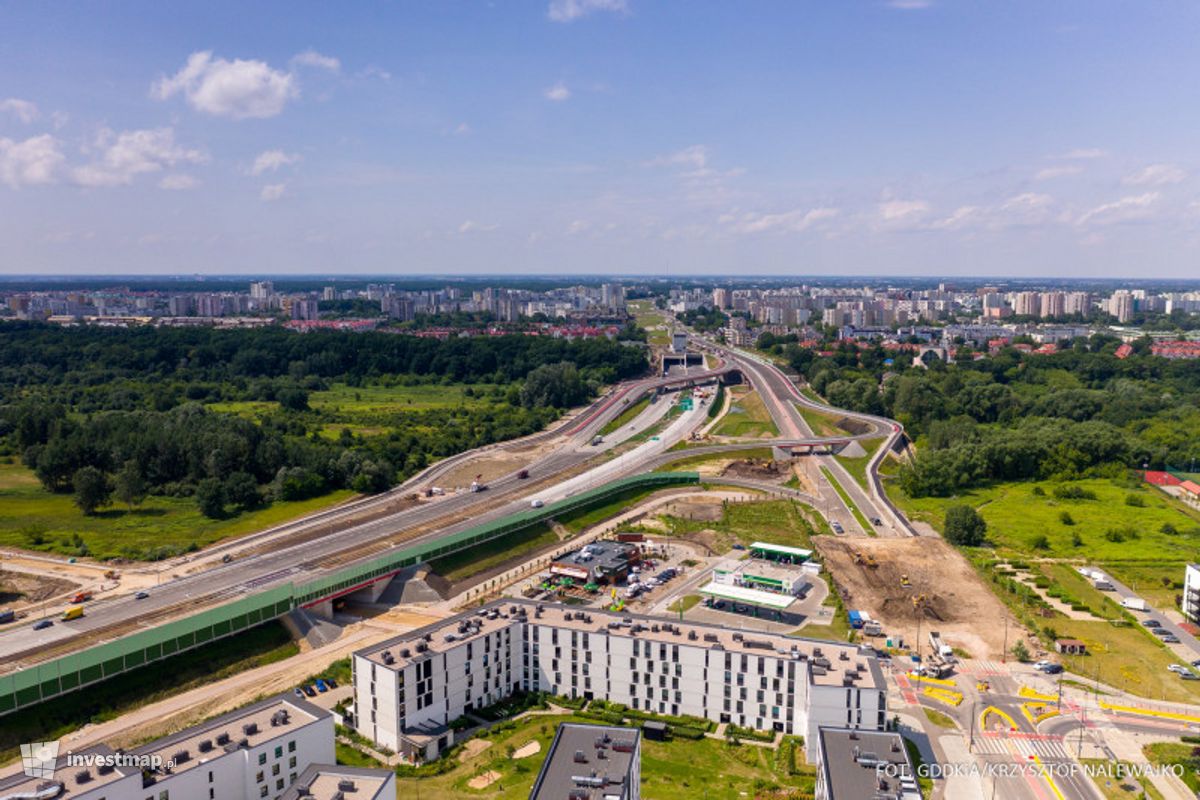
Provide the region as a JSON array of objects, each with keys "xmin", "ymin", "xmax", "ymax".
[{"xmin": 0, "ymin": 347, "xmax": 910, "ymax": 688}]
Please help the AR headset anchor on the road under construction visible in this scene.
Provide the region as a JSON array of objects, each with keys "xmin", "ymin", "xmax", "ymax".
[{"xmin": 0, "ymin": 343, "xmax": 912, "ymax": 715}]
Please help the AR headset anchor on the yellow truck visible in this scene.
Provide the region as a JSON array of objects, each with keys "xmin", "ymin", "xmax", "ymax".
[{"xmin": 61, "ymin": 606, "xmax": 84, "ymax": 621}]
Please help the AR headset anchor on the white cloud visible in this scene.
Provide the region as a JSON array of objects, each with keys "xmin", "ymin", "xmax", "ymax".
[
  {"xmin": 260, "ymin": 183, "xmax": 286, "ymax": 201},
  {"xmin": 1000, "ymin": 192, "xmax": 1053, "ymax": 212},
  {"xmin": 1061, "ymin": 147, "xmax": 1108, "ymax": 160},
  {"xmin": 250, "ymin": 149, "xmax": 301, "ymax": 175},
  {"xmin": 548, "ymin": 0, "xmax": 628, "ymax": 23},
  {"xmin": 886, "ymin": 0, "xmax": 932, "ymax": 8},
  {"xmin": 648, "ymin": 144, "xmax": 709, "ymax": 170},
  {"xmin": 723, "ymin": 207, "xmax": 839, "ymax": 235},
  {"xmin": 0, "ymin": 98, "xmax": 39, "ymax": 124},
  {"xmin": 1124, "ymin": 163, "xmax": 1186, "ymax": 186},
  {"xmin": 73, "ymin": 127, "xmax": 207, "ymax": 188},
  {"xmin": 452, "ymin": 122, "xmax": 471, "ymax": 136},
  {"xmin": 291, "ymin": 50, "xmax": 341, "ymax": 73},
  {"xmin": 458, "ymin": 220, "xmax": 498, "ymax": 234},
  {"xmin": 566, "ymin": 219, "xmax": 592, "ymax": 235},
  {"xmin": 357, "ymin": 66, "xmax": 392, "ymax": 81},
  {"xmin": 544, "ymin": 81, "xmax": 571, "ymax": 102},
  {"xmin": 0, "ymin": 134, "xmax": 64, "ymax": 188},
  {"xmin": 159, "ymin": 174, "xmax": 198, "ymax": 190},
  {"xmin": 929, "ymin": 205, "xmax": 981, "ymax": 230},
  {"xmin": 1034, "ymin": 164, "xmax": 1083, "ymax": 180},
  {"xmin": 153, "ymin": 51, "xmax": 297, "ymax": 119},
  {"xmin": 1077, "ymin": 192, "xmax": 1159, "ymax": 226},
  {"xmin": 879, "ymin": 199, "xmax": 930, "ymax": 221}
]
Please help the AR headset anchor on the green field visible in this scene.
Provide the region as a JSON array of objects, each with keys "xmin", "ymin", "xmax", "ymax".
[
  {"xmin": 0, "ymin": 462, "xmax": 354, "ymax": 560},
  {"xmin": 794, "ymin": 403, "xmax": 843, "ymax": 437},
  {"xmin": 0, "ymin": 621, "xmax": 297, "ymax": 765},
  {"xmin": 1144, "ymin": 742, "xmax": 1200, "ymax": 795},
  {"xmin": 889, "ymin": 477, "xmax": 1200, "ymax": 560},
  {"xmin": 655, "ymin": 447, "xmax": 776, "ymax": 472},
  {"xmin": 392, "ymin": 712, "xmax": 814, "ymax": 800},
  {"xmin": 833, "ymin": 439, "xmax": 884, "ymax": 493},
  {"xmin": 629, "ymin": 300, "xmax": 672, "ymax": 346},
  {"xmin": 429, "ymin": 523, "xmax": 558, "ymax": 583},
  {"xmin": 653, "ymin": 498, "xmax": 829, "ymax": 554},
  {"xmin": 710, "ymin": 389, "xmax": 779, "ymax": 438}
]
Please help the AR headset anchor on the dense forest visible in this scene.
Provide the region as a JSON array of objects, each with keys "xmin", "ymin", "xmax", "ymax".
[
  {"xmin": 0, "ymin": 323, "xmax": 649, "ymax": 518},
  {"xmin": 765, "ymin": 334, "xmax": 1200, "ymax": 497}
]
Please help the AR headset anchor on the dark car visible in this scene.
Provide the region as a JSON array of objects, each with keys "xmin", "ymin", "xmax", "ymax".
[
  {"xmin": 872, "ymin": 517, "xmax": 882, "ymax": 526},
  {"xmin": 1143, "ymin": 620, "xmax": 1162, "ymax": 628},
  {"xmin": 135, "ymin": 591, "xmax": 149, "ymax": 600},
  {"xmin": 517, "ymin": 469, "xmax": 529, "ymax": 479},
  {"xmin": 1041, "ymin": 664, "xmax": 1064, "ymax": 675},
  {"xmin": 301, "ymin": 685, "xmax": 317, "ymax": 698},
  {"xmin": 325, "ymin": 678, "xmax": 338, "ymax": 689},
  {"xmin": 33, "ymin": 619, "xmax": 53, "ymax": 630}
]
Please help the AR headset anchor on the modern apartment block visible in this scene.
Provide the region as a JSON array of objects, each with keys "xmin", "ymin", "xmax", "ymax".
[
  {"xmin": 351, "ymin": 599, "xmax": 886, "ymax": 763},
  {"xmin": 1183, "ymin": 563, "xmax": 1200, "ymax": 624},
  {"xmin": 814, "ymin": 727, "xmax": 922, "ymax": 800},
  {"xmin": 529, "ymin": 723, "xmax": 641, "ymax": 800},
  {"xmin": 0, "ymin": 694, "xmax": 334, "ymax": 800}
]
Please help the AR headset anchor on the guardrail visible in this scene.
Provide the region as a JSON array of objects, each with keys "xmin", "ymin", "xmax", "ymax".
[{"xmin": 0, "ymin": 471, "xmax": 699, "ymax": 716}]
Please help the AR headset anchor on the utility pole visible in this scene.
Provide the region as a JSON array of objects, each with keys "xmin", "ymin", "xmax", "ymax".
[{"xmin": 1001, "ymin": 616, "xmax": 1008, "ymax": 663}]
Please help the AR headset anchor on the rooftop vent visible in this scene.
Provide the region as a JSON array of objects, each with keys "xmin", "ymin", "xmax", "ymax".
[
  {"xmin": 74, "ymin": 770, "xmax": 91, "ymax": 784},
  {"xmin": 574, "ymin": 750, "xmax": 588, "ymax": 763},
  {"xmin": 242, "ymin": 723, "xmax": 258, "ymax": 736},
  {"xmin": 97, "ymin": 762, "xmax": 114, "ymax": 776},
  {"xmin": 198, "ymin": 739, "xmax": 213, "ymax": 753},
  {"xmin": 337, "ymin": 778, "xmax": 357, "ymax": 791},
  {"xmin": 215, "ymin": 732, "xmax": 231, "ymax": 746}
]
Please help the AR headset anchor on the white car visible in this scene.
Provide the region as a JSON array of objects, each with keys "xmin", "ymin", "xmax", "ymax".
[
  {"xmin": 1033, "ymin": 660, "xmax": 1053, "ymax": 671},
  {"xmin": 1168, "ymin": 664, "xmax": 1189, "ymax": 674},
  {"xmin": 530, "ymin": 499, "xmax": 544, "ymax": 508}
]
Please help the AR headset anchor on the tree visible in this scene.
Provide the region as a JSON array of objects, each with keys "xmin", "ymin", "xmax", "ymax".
[
  {"xmin": 1011, "ymin": 640, "xmax": 1031, "ymax": 662},
  {"xmin": 113, "ymin": 460, "xmax": 147, "ymax": 509},
  {"xmin": 943, "ymin": 505, "xmax": 987, "ymax": 547},
  {"xmin": 277, "ymin": 384, "xmax": 309, "ymax": 411},
  {"xmin": 72, "ymin": 466, "xmax": 111, "ymax": 516},
  {"xmin": 520, "ymin": 362, "xmax": 588, "ymax": 409},
  {"xmin": 195, "ymin": 477, "xmax": 227, "ymax": 519},
  {"xmin": 224, "ymin": 471, "xmax": 260, "ymax": 510}
]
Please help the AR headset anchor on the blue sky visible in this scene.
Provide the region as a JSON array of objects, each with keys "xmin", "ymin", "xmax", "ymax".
[{"xmin": 1, "ymin": 0, "xmax": 1199, "ymax": 277}]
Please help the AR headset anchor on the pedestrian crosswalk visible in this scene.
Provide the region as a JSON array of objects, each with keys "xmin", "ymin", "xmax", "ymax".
[
  {"xmin": 972, "ymin": 734, "xmax": 1074, "ymax": 759},
  {"xmin": 968, "ymin": 659, "xmax": 1008, "ymax": 676}
]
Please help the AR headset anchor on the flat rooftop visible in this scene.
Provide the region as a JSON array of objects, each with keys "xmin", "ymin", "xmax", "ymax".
[
  {"xmin": 280, "ymin": 764, "xmax": 392, "ymax": 800},
  {"xmin": 818, "ymin": 727, "xmax": 922, "ymax": 800},
  {"xmin": 130, "ymin": 694, "xmax": 328, "ymax": 779},
  {"xmin": 0, "ymin": 744, "xmax": 136, "ymax": 799},
  {"xmin": 356, "ymin": 599, "xmax": 883, "ymax": 690},
  {"xmin": 699, "ymin": 580, "xmax": 795, "ymax": 610},
  {"xmin": 714, "ymin": 558, "xmax": 811, "ymax": 586},
  {"xmin": 552, "ymin": 540, "xmax": 638, "ymax": 573},
  {"xmin": 750, "ymin": 541, "xmax": 813, "ymax": 559},
  {"xmin": 529, "ymin": 723, "xmax": 639, "ymax": 800}
]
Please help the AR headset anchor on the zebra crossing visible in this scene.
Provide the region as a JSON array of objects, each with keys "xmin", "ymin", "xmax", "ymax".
[
  {"xmin": 973, "ymin": 734, "xmax": 1073, "ymax": 759},
  {"xmin": 967, "ymin": 659, "xmax": 1008, "ymax": 676}
]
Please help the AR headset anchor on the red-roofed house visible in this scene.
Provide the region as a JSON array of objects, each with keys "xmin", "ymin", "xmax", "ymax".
[{"xmin": 1115, "ymin": 343, "xmax": 1134, "ymax": 359}]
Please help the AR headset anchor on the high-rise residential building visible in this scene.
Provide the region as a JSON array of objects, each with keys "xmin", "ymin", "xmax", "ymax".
[
  {"xmin": 712, "ymin": 288, "xmax": 730, "ymax": 309},
  {"xmin": 250, "ymin": 281, "xmax": 274, "ymax": 300},
  {"xmin": 322, "ymin": 286, "xmax": 337, "ymax": 301},
  {"xmin": 1108, "ymin": 291, "xmax": 1135, "ymax": 323},
  {"xmin": 1039, "ymin": 292, "xmax": 1065, "ymax": 319},
  {"xmin": 1012, "ymin": 291, "xmax": 1040, "ymax": 317},
  {"xmin": 292, "ymin": 299, "xmax": 320, "ymax": 321}
]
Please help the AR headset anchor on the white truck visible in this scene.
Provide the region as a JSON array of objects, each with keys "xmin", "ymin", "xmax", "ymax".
[{"xmin": 1121, "ymin": 597, "xmax": 1149, "ymax": 612}]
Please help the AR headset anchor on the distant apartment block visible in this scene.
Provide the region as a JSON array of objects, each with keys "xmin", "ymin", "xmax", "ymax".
[{"xmin": 529, "ymin": 723, "xmax": 641, "ymax": 800}]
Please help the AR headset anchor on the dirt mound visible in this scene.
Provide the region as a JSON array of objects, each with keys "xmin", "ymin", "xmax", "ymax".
[
  {"xmin": 814, "ymin": 536, "xmax": 1016, "ymax": 658},
  {"xmin": 722, "ymin": 459, "xmax": 787, "ymax": 482}
]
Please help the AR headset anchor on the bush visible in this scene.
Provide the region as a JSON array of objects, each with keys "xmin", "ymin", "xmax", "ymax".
[
  {"xmin": 1031, "ymin": 534, "xmax": 1050, "ymax": 550},
  {"xmin": 669, "ymin": 725, "xmax": 706, "ymax": 740},
  {"xmin": 1124, "ymin": 493, "xmax": 1146, "ymax": 507},
  {"xmin": 1059, "ymin": 511, "xmax": 1075, "ymax": 526},
  {"xmin": 1053, "ymin": 485, "xmax": 1097, "ymax": 501},
  {"xmin": 944, "ymin": 505, "xmax": 988, "ymax": 546}
]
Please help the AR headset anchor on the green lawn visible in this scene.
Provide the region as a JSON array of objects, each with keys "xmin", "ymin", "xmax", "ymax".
[
  {"xmin": 429, "ymin": 523, "xmax": 558, "ymax": 583},
  {"xmin": 794, "ymin": 404, "xmax": 843, "ymax": 437},
  {"xmin": 833, "ymin": 439, "xmax": 884, "ymax": 494},
  {"xmin": 335, "ymin": 741, "xmax": 386, "ymax": 769},
  {"xmin": 711, "ymin": 389, "xmax": 779, "ymax": 438},
  {"xmin": 1099, "ymin": 561, "xmax": 1185, "ymax": 611},
  {"xmin": 0, "ymin": 462, "xmax": 355, "ymax": 560},
  {"xmin": 656, "ymin": 498, "xmax": 828, "ymax": 554},
  {"xmin": 392, "ymin": 712, "xmax": 814, "ymax": 800},
  {"xmin": 1046, "ymin": 617, "xmax": 1200, "ymax": 703},
  {"xmin": 629, "ymin": 300, "xmax": 671, "ymax": 346},
  {"xmin": 820, "ymin": 466, "xmax": 873, "ymax": 534},
  {"xmin": 1082, "ymin": 759, "xmax": 1166, "ymax": 800},
  {"xmin": 923, "ymin": 708, "xmax": 958, "ymax": 729},
  {"xmin": 1143, "ymin": 742, "xmax": 1200, "ymax": 795},
  {"xmin": 888, "ymin": 477, "xmax": 1200, "ymax": 561},
  {"xmin": 667, "ymin": 594, "xmax": 701, "ymax": 613},
  {"xmin": 600, "ymin": 395, "xmax": 652, "ymax": 436}
]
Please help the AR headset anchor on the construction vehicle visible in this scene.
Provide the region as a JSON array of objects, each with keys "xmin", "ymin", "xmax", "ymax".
[
  {"xmin": 865, "ymin": 554, "xmax": 878, "ymax": 568},
  {"xmin": 911, "ymin": 593, "xmax": 927, "ymax": 610},
  {"xmin": 899, "ymin": 574, "xmax": 911, "ymax": 587},
  {"xmin": 70, "ymin": 591, "xmax": 93, "ymax": 604},
  {"xmin": 104, "ymin": 569, "xmax": 120, "ymax": 580}
]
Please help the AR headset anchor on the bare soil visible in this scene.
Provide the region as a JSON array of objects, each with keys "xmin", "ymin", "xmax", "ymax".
[
  {"xmin": 722, "ymin": 458, "xmax": 788, "ymax": 483},
  {"xmin": 657, "ymin": 499, "xmax": 724, "ymax": 522},
  {"xmin": 815, "ymin": 536, "xmax": 1016, "ymax": 658},
  {"xmin": 0, "ymin": 568, "xmax": 78, "ymax": 608}
]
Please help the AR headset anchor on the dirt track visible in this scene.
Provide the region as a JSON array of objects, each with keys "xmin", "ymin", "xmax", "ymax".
[{"xmin": 815, "ymin": 536, "xmax": 1017, "ymax": 658}]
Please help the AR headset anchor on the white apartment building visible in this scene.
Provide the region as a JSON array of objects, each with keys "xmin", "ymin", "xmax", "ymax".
[
  {"xmin": 352, "ymin": 600, "xmax": 886, "ymax": 763},
  {"xmin": 0, "ymin": 694, "xmax": 335, "ymax": 800},
  {"xmin": 279, "ymin": 765, "xmax": 395, "ymax": 800}
]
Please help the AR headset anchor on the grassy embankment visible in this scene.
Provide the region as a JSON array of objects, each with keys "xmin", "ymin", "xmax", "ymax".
[
  {"xmin": 710, "ymin": 388, "xmax": 779, "ymax": 438},
  {"xmin": 0, "ymin": 622, "xmax": 297, "ymax": 766}
]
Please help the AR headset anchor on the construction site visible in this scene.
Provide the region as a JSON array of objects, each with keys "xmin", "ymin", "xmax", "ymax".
[{"xmin": 814, "ymin": 535, "xmax": 1017, "ymax": 659}]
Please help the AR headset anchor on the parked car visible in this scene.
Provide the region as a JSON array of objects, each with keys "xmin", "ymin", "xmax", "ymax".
[
  {"xmin": 871, "ymin": 517, "xmax": 882, "ymax": 526},
  {"xmin": 1033, "ymin": 660, "xmax": 1053, "ymax": 671},
  {"xmin": 315, "ymin": 679, "xmax": 328, "ymax": 693},
  {"xmin": 831, "ymin": 522, "xmax": 844, "ymax": 533},
  {"xmin": 1182, "ymin": 672, "xmax": 1200, "ymax": 681},
  {"xmin": 530, "ymin": 499, "xmax": 544, "ymax": 508},
  {"xmin": 301, "ymin": 685, "xmax": 316, "ymax": 698},
  {"xmin": 1168, "ymin": 664, "xmax": 1189, "ymax": 674},
  {"xmin": 1189, "ymin": 658, "xmax": 1200, "ymax": 669},
  {"xmin": 1143, "ymin": 620, "xmax": 1162, "ymax": 628},
  {"xmin": 325, "ymin": 678, "xmax": 338, "ymax": 689},
  {"xmin": 33, "ymin": 619, "xmax": 53, "ymax": 630},
  {"xmin": 1041, "ymin": 664, "xmax": 1064, "ymax": 675},
  {"xmin": 1163, "ymin": 635, "xmax": 1181, "ymax": 644},
  {"xmin": 134, "ymin": 591, "xmax": 149, "ymax": 600},
  {"xmin": 294, "ymin": 688, "xmax": 304, "ymax": 698},
  {"xmin": 731, "ymin": 543, "xmax": 746, "ymax": 551}
]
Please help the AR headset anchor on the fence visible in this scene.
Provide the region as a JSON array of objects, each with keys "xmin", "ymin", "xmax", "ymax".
[{"xmin": 0, "ymin": 471, "xmax": 698, "ymax": 715}]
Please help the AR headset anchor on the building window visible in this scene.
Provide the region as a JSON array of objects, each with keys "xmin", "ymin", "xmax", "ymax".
[
  {"xmin": 289, "ymin": 756, "xmax": 296, "ymax": 768},
  {"xmin": 274, "ymin": 746, "xmax": 283, "ymax": 758},
  {"xmin": 272, "ymin": 764, "xmax": 280, "ymax": 776},
  {"xmin": 259, "ymin": 788, "xmax": 268, "ymax": 799},
  {"xmin": 256, "ymin": 772, "xmax": 264, "ymax": 783},
  {"xmin": 258, "ymin": 753, "xmax": 267, "ymax": 766}
]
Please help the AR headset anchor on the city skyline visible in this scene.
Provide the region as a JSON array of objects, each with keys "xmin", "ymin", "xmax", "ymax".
[{"xmin": 3, "ymin": 1, "xmax": 1200, "ymax": 277}]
